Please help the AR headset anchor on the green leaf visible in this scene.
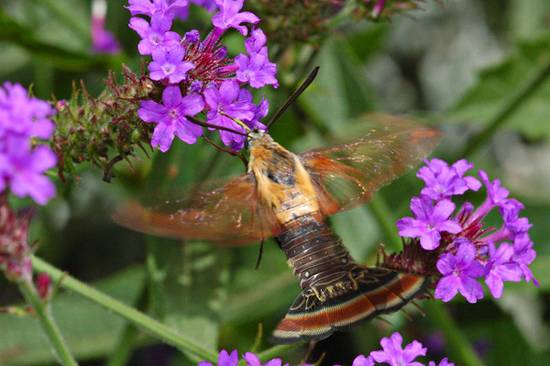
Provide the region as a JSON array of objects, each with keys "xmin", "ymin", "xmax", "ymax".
[
  {"xmin": 0, "ymin": 10, "xmax": 124, "ymax": 71},
  {"xmin": 300, "ymin": 36, "xmax": 375, "ymax": 132},
  {"xmin": 448, "ymin": 36, "xmax": 550, "ymax": 139},
  {"xmin": 0, "ymin": 266, "xmax": 145, "ymax": 365}
]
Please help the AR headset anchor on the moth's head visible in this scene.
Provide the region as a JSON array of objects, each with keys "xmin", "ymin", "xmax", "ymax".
[{"xmin": 246, "ymin": 128, "xmax": 272, "ymax": 149}]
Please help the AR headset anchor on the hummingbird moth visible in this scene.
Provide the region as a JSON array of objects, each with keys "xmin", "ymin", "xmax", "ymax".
[{"xmin": 113, "ymin": 69, "xmax": 441, "ymax": 343}]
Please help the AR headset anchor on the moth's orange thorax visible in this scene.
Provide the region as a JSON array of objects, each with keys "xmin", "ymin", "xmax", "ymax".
[{"xmin": 248, "ymin": 134, "xmax": 320, "ymax": 225}]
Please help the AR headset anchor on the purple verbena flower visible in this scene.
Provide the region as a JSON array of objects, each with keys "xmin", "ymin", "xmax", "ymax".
[
  {"xmin": 149, "ymin": 47, "xmax": 195, "ymax": 83},
  {"xmin": 91, "ymin": 0, "xmax": 120, "ymax": 54},
  {"xmin": 370, "ymin": 332, "xmax": 427, "ymax": 366},
  {"xmin": 243, "ymin": 352, "xmax": 283, "ymax": 366},
  {"xmin": 513, "ymin": 236, "xmax": 537, "ymax": 284},
  {"xmin": 0, "ymin": 82, "xmax": 55, "ymax": 139},
  {"xmin": 480, "ymin": 170, "xmax": 510, "ymax": 206},
  {"xmin": 417, "ymin": 158, "xmax": 481, "ymax": 200},
  {"xmin": 211, "ymin": 0, "xmax": 260, "ymax": 36},
  {"xmin": 0, "ymin": 82, "xmax": 57, "ymax": 205},
  {"xmin": 0, "ymin": 138, "xmax": 57, "ymax": 205},
  {"xmin": 138, "ymin": 86, "xmax": 204, "ymax": 152},
  {"xmin": 435, "ymin": 239, "xmax": 485, "ymax": 303},
  {"xmin": 395, "ymin": 158, "xmax": 537, "ymax": 303},
  {"xmin": 397, "ymin": 196, "xmax": 462, "ymax": 250},
  {"xmin": 352, "ymin": 355, "xmax": 375, "ymax": 366},
  {"xmin": 129, "ymin": 16, "xmax": 181, "ymax": 55},
  {"xmin": 127, "ymin": 0, "xmax": 189, "ymax": 19},
  {"xmin": 198, "ymin": 349, "xmax": 239, "ymax": 366},
  {"xmin": 235, "ymin": 29, "xmax": 278, "ymax": 88},
  {"xmin": 485, "ymin": 242, "xmax": 522, "ymax": 298},
  {"xmin": 204, "ymin": 80, "xmax": 256, "ymax": 149}
]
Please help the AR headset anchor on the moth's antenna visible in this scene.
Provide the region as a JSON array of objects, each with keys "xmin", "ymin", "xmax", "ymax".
[
  {"xmin": 187, "ymin": 116, "xmax": 249, "ymax": 137},
  {"xmin": 266, "ymin": 66, "xmax": 320, "ymax": 128}
]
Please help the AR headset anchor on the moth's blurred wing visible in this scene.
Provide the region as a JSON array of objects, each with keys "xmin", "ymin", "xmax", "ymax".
[
  {"xmin": 300, "ymin": 114, "xmax": 442, "ymax": 215},
  {"xmin": 112, "ymin": 174, "xmax": 281, "ymax": 245}
]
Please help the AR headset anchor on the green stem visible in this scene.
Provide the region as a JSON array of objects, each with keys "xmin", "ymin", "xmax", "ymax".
[
  {"xmin": 425, "ymin": 302, "xmax": 485, "ymax": 366},
  {"xmin": 462, "ymin": 57, "xmax": 550, "ymax": 157},
  {"xmin": 105, "ymin": 324, "xmax": 140, "ymax": 366},
  {"xmin": 31, "ymin": 256, "xmax": 219, "ymax": 363},
  {"xmin": 105, "ymin": 279, "xmax": 149, "ymax": 366},
  {"xmin": 368, "ymin": 194, "xmax": 402, "ymax": 251},
  {"xmin": 18, "ymin": 280, "xmax": 78, "ymax": 366}
]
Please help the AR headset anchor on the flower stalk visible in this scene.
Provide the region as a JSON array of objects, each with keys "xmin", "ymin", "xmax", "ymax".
[
  {"xmin": 31, "ymin": 255, "xmax": 219, "ymax": 363},
  {"xmin": 463, "ymin": 56, "xmax": 550, "ymax": 157},
  {"xmin": 18, "ymin": 279, "xmax": 78, "ymax": 366}
]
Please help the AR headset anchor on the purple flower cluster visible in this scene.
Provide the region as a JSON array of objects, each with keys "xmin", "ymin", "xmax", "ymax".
[
  {"xmin": 397, "ymin": 158, "xmax": 537, "ymax": 303},
  {"xmin": 199, "ymin": 333, "xmax": 453, "ymax": 366},
  {"xmin": 127, "ymin": 0, "xmax": 278, "ymax": 152},
  {"xmin": 352, "ymin": 332, "xmax": 454, "ymax": 366},
  {"xmin": 198, "ymin": 350, "xmax": 286, "ymax": 366},
  {"xmin": 0, "ymin": 82, "xmax": 57, "ymax": 205}
]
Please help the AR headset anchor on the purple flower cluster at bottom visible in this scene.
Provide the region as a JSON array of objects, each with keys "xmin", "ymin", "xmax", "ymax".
[
  {"xmin": 0, "ymin": 82, "xmax": 56, "ymax": 205},
  {"xmin": 199, "ymin": 332, "xmax": 454, "ymax": 366},
  {"xmin": 396, "ymin": 159, "xmax": 537, "ymax": 303}
]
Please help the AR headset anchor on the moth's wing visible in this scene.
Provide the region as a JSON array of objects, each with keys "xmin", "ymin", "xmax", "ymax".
[
  {"xmin": 300, "ymin": 113, "xmax": 442, "ymax": 215},
  {"xmin": 112, "ymin": 174, "xmax": 281, "ymax": 245}
]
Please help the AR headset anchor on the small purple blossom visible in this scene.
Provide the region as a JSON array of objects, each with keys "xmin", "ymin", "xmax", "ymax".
[
  {"xmin": 129, "ymin": 16, "xmax": 181, "ymax": 55},
  {"xmin": 370, "ymin": 332, "xmax": 427, "ymax": 366},
  {"xmin": 204, "ymin": 80, "xmax": 256, "ymax": 149},
  {"xmin": 485, "ymin": 242, "xmax": 522, "ymax": 298},
  {"xmin": 149, "ymin": 48, "xmax": 195, "ymax": 83},
  {"xmin": 352, "ymin": 355, "xmax": 375, "ymax": 366},
  {"xmin": 127, "ymin": 0, "xmax": 189, "ymax": 19},
  {"xmin": 513, "ymin": 236, "xmax": 537, "ymax": 284},
  {"xmin": 138, "ymin": 86, "xmax": 204, "ymax": 152},
  {"xmin": 198, "ymin": 350, "xmax": 239, "ymax": 366},
  {"xmin": 212, "ymin": 0, "xmax": 259, "ymax": 36},
  {"xmin": 1, "ymin": 142, "xmax": 57, "ymax": 205},
  {"xmin": 417, "ymin": 159, "xmax": 481, "ymax": 200},
  {"xmin": 243, "ymin": 352, "xmax": 283, "ymax": 366},
  {"xmin": 0, "ymin": 82, "xmax": 55, "ymax": 139},
  {"xmin": 435, "ymin": 240, "xmax": 485, "ymax": 303},
  {"xmin": 235, "ymin": 29, "xmax": 278, "ymax": 88},
  {"xmin": 0, "ymin": 82, "xmax": 57, "ymax": 205},
  {"xmin": 397, "ymin": 197, "xmax": 462, "ymax": 250},
  {"xmin": 479, "ymin": 170, "xmax": 509, "ymax": 206},
  {"xmin": 428, "ymin": 358, "xmax": 455, "ymax": 366}
]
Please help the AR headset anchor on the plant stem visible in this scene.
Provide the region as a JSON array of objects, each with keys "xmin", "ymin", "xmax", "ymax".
[
  {"xmin": 31, "ymin": 256, "xmax": 219, "ymax": 363},
  {"xmin": 425, "ymin": 302, "xmax": 485, "ymax": 366},
  {"xmin": 105, "ymin": 279, "xmax": 149, "ymax": 366},
  {"xmin": 368, "ymin": 194, "xmax": 403, "ymax": 251},
  {"xmin": 18, "ymin": 280, "xmax": 78, "ymax": 366},
  {"xmin": 462, "ymin": 57, "xmax": 550, "ymax": 157}
]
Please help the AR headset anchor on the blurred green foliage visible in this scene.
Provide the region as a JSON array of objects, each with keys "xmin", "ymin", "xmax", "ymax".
[{"xmin": 1, "ymin": 1, "xmax": 550, "ymax": 366}]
